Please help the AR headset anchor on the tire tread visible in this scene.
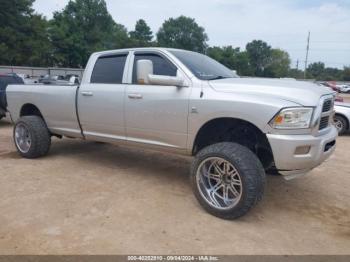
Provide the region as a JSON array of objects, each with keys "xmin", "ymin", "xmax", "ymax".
[
  {"xmin": 14, "ymin": 116, "xmax": 51, "ymax": 158},
  {"xmin": 190, "ymin": 142, "xmax": 266, "ymax": 219}
]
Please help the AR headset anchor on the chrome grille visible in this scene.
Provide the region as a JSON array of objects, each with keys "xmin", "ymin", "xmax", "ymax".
[
  {"xmin": 317, "ymin": 96, "xmax": 334, "ymax": 131},
  {"xmin": 319, "ymin": 116, "xmax": 329, "ymax": 130},
  {"xmin": 322, "ymin": 99, "xmax": 332, "ymax": 112}
]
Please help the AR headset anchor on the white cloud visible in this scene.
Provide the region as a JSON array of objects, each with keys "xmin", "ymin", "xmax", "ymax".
[{"xmin": 33, "ymin": 0, "xmax": 350, "ymax": 68}]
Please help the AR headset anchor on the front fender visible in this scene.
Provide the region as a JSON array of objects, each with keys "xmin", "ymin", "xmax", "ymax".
[{"xmin": 186, "ymin": 86, "xmax": 299, "ymax": 153}]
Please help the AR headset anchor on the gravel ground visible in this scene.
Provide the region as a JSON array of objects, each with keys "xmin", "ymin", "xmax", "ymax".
[{"xmin": 0, "ymin": 121, "xmax": 349, "ymax": 255}]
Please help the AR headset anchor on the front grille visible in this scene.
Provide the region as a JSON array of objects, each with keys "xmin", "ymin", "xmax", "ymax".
[
  {"xmin": 318, "ymin": 97, "xmax": 334, "ymax": 131},
  {"xmin": 319, "ymin": 116, "xmax": 329, "ymax": 130},
  {"xmin": 322, "ymin": 99, "xmax": 332, "ymax": 112}
]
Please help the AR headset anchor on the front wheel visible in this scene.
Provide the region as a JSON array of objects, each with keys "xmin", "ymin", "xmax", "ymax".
[
  {"xmin": 190, "ymin": 142, "xmax": 266, "ymax": 220},
  {"xmin": 14, "ymin": 116, "xmax": 51, "ymax": 158}
]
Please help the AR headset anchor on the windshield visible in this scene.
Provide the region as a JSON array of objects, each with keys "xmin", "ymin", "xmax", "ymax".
[{"xmin": 170, "ymin": 50, "xmax": 237, "ymax": 80}]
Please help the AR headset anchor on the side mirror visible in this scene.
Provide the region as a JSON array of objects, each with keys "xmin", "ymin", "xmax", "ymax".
[
  {"xmin": 137, "ymin": 60, "xmax": 153, "ymax": 85},
  {"xmin": 136, "ymin": 59, "xmax": 187, "ymax": 87}
]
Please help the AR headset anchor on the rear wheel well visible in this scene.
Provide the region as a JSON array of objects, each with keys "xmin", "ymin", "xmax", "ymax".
[
  {"xmin": 20, "ymin": 104, "xmax": 43, "ymax": 118},
  {"xmin": 192, "ymin": 118, "xmax": 274, "ymax": 170},
  {"xmin": 19, "ymin": 104, "xmax": 57, "ymax": 137}
]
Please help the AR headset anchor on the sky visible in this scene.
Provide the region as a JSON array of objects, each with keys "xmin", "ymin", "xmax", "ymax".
[{"xmin": 33, "ymin": 0, "xmax": 350, "ymax": 69}]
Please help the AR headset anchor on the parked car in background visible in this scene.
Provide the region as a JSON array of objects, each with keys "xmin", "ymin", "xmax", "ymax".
[
  {"xmin": 338, "ymin": 85, "xmax": 350, "ymax": 94},
  {"xmin": 334, "ymin": 102, "xmax": 350, "ymax": 135},
  {"xmin": 39, "ymin": 75, "xmax": 63, "ymax": 84},
  {"xmin": 16, "ymin": 73, "xmax": 30, "ymax": 81},
  {"xmin": 26, "ymin": 78, "xmax": 40, "ymax": 84},
  {"xmin": 0, "ymin": 74, "xmax": 24, "ymax": 120},
  {"xmin": 15, "ymin": 73, "xmax": 41, "ymax": 84},
  {"xmin": 65, "ymin": 74, "xmax": 81, "ymax": 84},
  {"xmin": 320, "ymin": 81, "xmax": 339, "ymax": 92},
  {"xmin": 38, "ymin": 74, "xmax": 77, "ymax": 85}
]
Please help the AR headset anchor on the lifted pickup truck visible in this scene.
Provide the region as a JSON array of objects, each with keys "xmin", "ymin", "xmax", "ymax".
[{"xmin": 5, "ymin": 48, "xmax": 337, "ymax": 219}]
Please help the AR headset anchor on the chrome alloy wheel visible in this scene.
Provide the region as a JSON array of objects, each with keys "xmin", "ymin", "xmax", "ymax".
[
  {"xmin": 334, "ymin": 118, "xmax": 344, "ymax": 132},
  {"xmin": 15, "ymin": 123, "xmax": 32, "ymax": 153},
  {"xmin": 196, "ymin": 157, "xmax": 243, "ymax": 210}
]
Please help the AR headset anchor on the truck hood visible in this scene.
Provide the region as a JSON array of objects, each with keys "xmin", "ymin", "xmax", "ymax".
[{"xmin": 209, "ymin": 78, "xmax": 334, "ymax": 106}]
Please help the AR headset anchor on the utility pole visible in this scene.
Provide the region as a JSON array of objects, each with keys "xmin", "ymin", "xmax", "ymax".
[
  {"xmin": 304, "ymin": 31, "xmax": 310, "ymax": 79},
  {"xmin": 296, "ymin": 59, "xmax": 299, "ymax": 70}
]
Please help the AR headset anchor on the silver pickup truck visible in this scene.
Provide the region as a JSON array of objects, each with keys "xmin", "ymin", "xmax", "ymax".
[{"xmin": 4, "ymin": 48, "xmax": 337, "ymax": 219}]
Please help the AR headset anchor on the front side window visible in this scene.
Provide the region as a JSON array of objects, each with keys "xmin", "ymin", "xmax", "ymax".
[
  {"xmin": 91, "ymin": 54, "xmax": 127, "ymax": 84},
  {"xmin": 132, "ymin": 53, "xmax": 177, "ymax": 84}
]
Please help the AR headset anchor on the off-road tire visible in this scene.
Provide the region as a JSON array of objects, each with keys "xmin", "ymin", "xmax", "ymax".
[
  {"xmin": 190, "ymin": 142, "xmax": 266, "ymax": 220},
  {"xmin": 14, "ymin": 116, "xmax": 51, "ymax": 158}
]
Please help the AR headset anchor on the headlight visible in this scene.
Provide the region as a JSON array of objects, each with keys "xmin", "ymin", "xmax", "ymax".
[{"xmin": 270, "ymin": 107, "xmax": 314, "ymax": 129}]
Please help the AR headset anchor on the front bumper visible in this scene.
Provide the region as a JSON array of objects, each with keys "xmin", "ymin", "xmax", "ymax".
[{"xmin": 267, "ymin": 126, "xmax": 337, "ymax": 179}]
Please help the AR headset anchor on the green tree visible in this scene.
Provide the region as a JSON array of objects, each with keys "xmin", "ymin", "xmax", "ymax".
[
  {"xmin": 235, "ymin": 51, "xmax": 254, "ymax": 76},
  {"xmin": 129, "ymin": 19, "xmax": 153, "ymax": 46},
  {"xmin": 206, "ymin": 47, "xmax": 223, "ymax": 62},
  {"xmin": 288, "ymin": 68, "xmax": 304, "ymax": 79},
  {"xmin": 49, "ymin": 0, "xmax": 129, "ymax": 67},
  {"xmin": 157, "ymin": 16, "xmax": 208, "ymax": 53},
  {"xmin": 343, "ymin": 66, "xmax": 350, "ymax": 81},
  {"xmin": 246, "ymin": 40, "xmax": 272, "ymax": 76},
  {"xmin": 264, "ymin": 49, "xmax": 291, "ymax": 78},
  {"xmin": 207, "ymin": 46, "xmax": 236, "ymax": 68},
  {"xmin": 307, "ymin": 62, "xmax": 325, "ymax": 79},
  {"xmin": 207, "ymin": 46, "xmax": 252, "ymax": 76},
  {"xmin": 322, "ymin": 67, "xmax": 343, "ymax": 81},
  {"xmin": 0, "ymin": 0, "xmax": 51, "ymax": 66}
]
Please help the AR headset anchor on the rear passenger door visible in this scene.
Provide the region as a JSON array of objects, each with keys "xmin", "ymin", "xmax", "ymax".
[{"xmin": 78, "ymin": 53, "xmax": 128, "ymax": 141}]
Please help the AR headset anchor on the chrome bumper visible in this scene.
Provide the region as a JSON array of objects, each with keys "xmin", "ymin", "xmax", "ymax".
[{"xmin": 267, "ymin": 126, "xmax": 338, "ymax": 179}]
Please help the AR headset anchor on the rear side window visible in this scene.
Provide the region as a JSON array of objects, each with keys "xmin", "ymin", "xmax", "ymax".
[
  {"xmin": 132, "ymin": 53, "xmax": 177, "ymax": 84},
  {"xmin": 91, "ymin": 55, "xmax": 127, "ymax": 84}
]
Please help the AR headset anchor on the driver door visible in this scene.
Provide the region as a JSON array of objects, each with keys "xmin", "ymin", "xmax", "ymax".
[{"xmin": 125, "ymin": 52, "xmax": 191, "ymax": 151}]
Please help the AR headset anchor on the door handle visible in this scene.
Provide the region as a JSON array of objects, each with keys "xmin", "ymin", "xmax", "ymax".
[
  {"xmin": 128, "ymin": 93, "xmax": 143, "ymax": 99},
  {"xmin": 81, "ymin": 91, "xmax": 93, "ymax": 97}
]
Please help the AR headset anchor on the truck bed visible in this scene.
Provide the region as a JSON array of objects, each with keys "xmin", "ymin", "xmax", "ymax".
[{"xmin": 6, "ymin": 84, "xmax": 83, "ymax": 138}]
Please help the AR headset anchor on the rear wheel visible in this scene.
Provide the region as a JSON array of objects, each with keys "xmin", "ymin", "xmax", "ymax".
[
  {"xmin": 334, "ymin": 115, "xmax": 347, "ymax": 135},
  {"xmin": 190, "ymin": 142, "xmax": 265, "ymax": 219},
  {"xmin": 14, "ymin": 116, "xmax": 51, "ymax": 158}
]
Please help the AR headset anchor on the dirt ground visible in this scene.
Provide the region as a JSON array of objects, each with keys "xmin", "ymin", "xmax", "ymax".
[
  {"xmin": 0, "ymin": 120, "xmax": 349, "ymax": 255},
  {"xmin": 341, "ymin": 93, "xmax": 350, "ymax": 103}
]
